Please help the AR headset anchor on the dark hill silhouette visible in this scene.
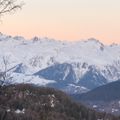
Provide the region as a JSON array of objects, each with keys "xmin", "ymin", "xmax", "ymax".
[
  {"xmin": 0, "ymin": 84, "xmax": 119, "ymax": 120},
  {"xmin": 75, "ymin": 80, "xmax": 120, "ymax": 102}
]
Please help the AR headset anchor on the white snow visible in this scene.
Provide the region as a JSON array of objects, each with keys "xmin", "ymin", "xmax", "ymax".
[
  {"xmin": 10, "ymin": 73, "xmax": 56, "ymax": 86},
  {"xmin": 15, "ymin": 109, "xmax": 25, "ymax": 114},
  {"xmin": 112, "ymin": 108, "xmax": 119, "ymax": 113},
  {"xmin": 50, "ymin": 98, "xmax": 55, "ymax": 108},
  {"xmin": 7, "ymin": 109, "xmax": 11, "ymax": 112},
  {"xmin": 93, "ymin": 105, "xmax": 98, "ymax": 108},
  {"xmin": 64, "ymin": 84, "xmax": 89, "ymax": 94},
  {"xmin": 0, "ymin": 33, "xmax": 120, "ymax": 87},
  {"xmin": 49, "ymin": 94, "xmax": 55, "ymax": 108}
]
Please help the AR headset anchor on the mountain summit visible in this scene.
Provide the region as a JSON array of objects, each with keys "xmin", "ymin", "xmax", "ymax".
[{"xmin": 0, "ymin": 33, "xmax": 120, "ymax": 94}]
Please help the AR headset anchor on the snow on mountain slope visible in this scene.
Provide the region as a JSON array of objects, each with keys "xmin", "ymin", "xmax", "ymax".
[
  {"xmin": 10, "ymin": 73, "xmax": 56, "ymax": 86},
  {"xmin": 0, "ymin": 33, "xmax": 120, "ymax": 93}
]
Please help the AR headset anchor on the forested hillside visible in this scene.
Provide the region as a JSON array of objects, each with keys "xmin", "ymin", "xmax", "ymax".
[{"xmin": 0, "ymin": 84, "xmax": 119, "ymax": 120}]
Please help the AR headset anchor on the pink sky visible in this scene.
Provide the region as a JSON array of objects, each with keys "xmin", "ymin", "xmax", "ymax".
[{"xmin": 0, "ymin": 0, "xmax": 120, "ymax": 44}]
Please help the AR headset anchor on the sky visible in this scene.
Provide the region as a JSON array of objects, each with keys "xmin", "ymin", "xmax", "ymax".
[{"xmin": 0, "ymin": 0, "xmax": 120, "ymax": 44}]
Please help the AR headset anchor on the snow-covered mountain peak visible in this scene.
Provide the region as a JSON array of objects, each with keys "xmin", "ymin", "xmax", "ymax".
[
  {"xmin": 0, "ymin": 32, "xmax": 3, "ymax": 36},
  {"xmin": 110, "ymin": 43, "xmax": 119, "ymax": 47},
  {"xmin": 87, "ymin": 37, "xmax": 100, "ymax": 41},
  {"xmin": 0, "ymin": 33, "xmax": 118, "ymax": 67},
  {"xmin": 13, "ymin": 36, "xmax": 25, "ymax": 41},
  {"xmin": 0, "ymin": 32, "xmax": 10, "ymax": 41},
  {"xmin": 0, "ymin": 33, "xmax": 120, "ymax": 94},
  {"xmin": 83, "ymin": 38, "xmax": 105, "ymax": 48}
]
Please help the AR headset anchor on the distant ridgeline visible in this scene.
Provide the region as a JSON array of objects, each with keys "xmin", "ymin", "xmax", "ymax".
[
  {"xmin": 73, "ymin": 80, "xmax": 120, "ymax": 116},
  {"xmin": 0, "ymin": 34, "xmax": 120, "ymax": 94}
]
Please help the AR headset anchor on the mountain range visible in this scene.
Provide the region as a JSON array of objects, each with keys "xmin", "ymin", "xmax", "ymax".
[{"xmin": 0, "ymin": 33, "xmax": 120, "ymax": 94}]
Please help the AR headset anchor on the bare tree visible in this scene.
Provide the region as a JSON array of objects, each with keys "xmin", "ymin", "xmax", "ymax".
[
  {"xmin": 2, "ymin": 56, "xmax": 9, "ymax": 80},
  {"xmin": 0, "ymin": 0, "xmax": 23, "ymax": 17},
  {"xmin": 0, "ymin": 56, "xmax": 12, "ymax": 86}
]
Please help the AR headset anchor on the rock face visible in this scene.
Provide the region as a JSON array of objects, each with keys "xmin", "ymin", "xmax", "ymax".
[
  {"xmin": 34, "ymin": 63, "xmax": 76, "ymax": 83},
  {"xmin": 78, "ymin": 66, "xmax": 108, "ymax": 89},
  {"xmin": 1, "ymin": 33, "xmax": 120, "ymax": 93},
  {"xmin": 0, "ymin": 84, "xmax": 118, "ymax": 120}
]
